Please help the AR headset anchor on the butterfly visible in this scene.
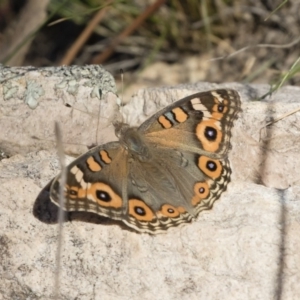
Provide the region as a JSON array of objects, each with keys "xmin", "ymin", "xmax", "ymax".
[{"xmin": 50, "ymin": 89, "xmax": 241, "ymax": 234}]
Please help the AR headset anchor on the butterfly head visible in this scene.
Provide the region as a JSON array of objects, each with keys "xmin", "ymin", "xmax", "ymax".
[
  {"xmin": 113, "ymin": 120, "xmax": 126, "ymax": 137},
  {"xmin": 113, "ymin": 121, "xmax": 150, "ymax": 161}
]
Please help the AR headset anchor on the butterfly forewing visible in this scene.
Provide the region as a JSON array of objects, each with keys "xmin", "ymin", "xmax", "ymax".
[
  {"xmin": 140, "ymin": 89, "xmax": 241, "ymax": 157},
  {"xmin": 50, "ymin": 142, "xmax": 129, "ymax": 220}
]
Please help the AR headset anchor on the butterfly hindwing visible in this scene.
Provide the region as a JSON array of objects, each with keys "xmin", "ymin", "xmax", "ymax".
[{"xmin": 122, "ymin": 146, "xmax": 232, "ymax": 233}]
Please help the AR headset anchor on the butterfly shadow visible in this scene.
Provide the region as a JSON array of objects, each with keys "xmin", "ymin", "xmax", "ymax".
[{"xmin": 33, "ymin": 180, "xmax": 130, "ymax": 232}]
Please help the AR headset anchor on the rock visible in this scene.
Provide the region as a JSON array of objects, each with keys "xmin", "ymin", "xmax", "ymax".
[{"xmin": 1, "ymin": 78, "xmax": 300, "ymax": 299}]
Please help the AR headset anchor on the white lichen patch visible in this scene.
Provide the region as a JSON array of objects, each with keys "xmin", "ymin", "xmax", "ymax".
[
  {"xmin": 25, "ymin": 80, "xmax": 45, "ymax": 109},
  {"xmin": 3, "ymin": 81, "xmax": 19, "ymax": 100}
]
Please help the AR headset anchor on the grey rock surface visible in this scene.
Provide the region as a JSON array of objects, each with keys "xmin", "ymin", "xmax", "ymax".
[
  {"xmin": 0, "ymin": 65, "xmax": 118, "ymax": 156},
  {"xmin": 0, "ymin": 77, "xmax": 299, "ymax": 299}
]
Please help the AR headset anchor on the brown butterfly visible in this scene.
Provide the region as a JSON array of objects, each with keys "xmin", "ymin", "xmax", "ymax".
[{"xmin": 50, "ymin": 89, "xmax": 241, "ymax": 234}]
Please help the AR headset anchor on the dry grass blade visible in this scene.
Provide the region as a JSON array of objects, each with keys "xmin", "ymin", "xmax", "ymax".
[
  {"xmin": 259, "ymin": 107, "xmax": 300, "ymax": 142},
  {"xmin": 60, "ymin": 1, "xmax": 113, "ymax": 65},
  {"xmin": 91, "ymin": 0, "xmax": 166, "ymax": 64},
  {"xmin": 0, "ymin": 0, "xmax": 49, "ymax": 65},
  {"xmin": 260, "ymin": 56, "xmax": 300, "ymax": 99},
  {"xmin": 264, "ymin": 0, "xmax": 288, "ymax": 21},
  {"xmin": 0, "ymin": 0, "xmax": 71, "ymax": 65},
  {"xmin": 53, "ymin": 122, "xmax": 67, "ymax": 300},
  {"xmin": 209, "ymin": 37, "xmax": 300, "ymax": 62}
]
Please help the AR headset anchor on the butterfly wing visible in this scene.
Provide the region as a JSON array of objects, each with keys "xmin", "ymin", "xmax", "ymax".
[
  {"xmin": 140, "ymin": 89, "xmax": 241, "ymax": 157},
  {"xmin": 50, "ymin": 142, "xmax": 130, "ymax": 222},
  {"xmin": 122, "ymin": 146, "xmax": 232, "ymax": 233}
]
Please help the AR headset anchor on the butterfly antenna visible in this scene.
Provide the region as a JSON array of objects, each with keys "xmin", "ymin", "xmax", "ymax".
[
  {"xmin": 120, "ymin": 69, "xmax": 124, "ymax": 107},
  {"xmin": 119, "ymin": 69, "xmax": 124, "ymax": 123},
  {"xmin": 53, "ymin": 122, "xmax": 67, "ymax": 300},
  {"xmin": 95, "ymin": 88, "xmax": 103, "ymax": 145}
]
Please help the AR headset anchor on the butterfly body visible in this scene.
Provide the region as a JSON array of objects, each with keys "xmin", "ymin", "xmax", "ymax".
[{"xmin": 50, "ymin": 89, "xmax": 241, "ymax": 234}]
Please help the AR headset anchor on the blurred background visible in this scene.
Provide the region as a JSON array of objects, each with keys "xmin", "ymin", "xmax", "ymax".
[{"xmin": 0, "ymin": 0, "xmax": 299, "ymax": 94}]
